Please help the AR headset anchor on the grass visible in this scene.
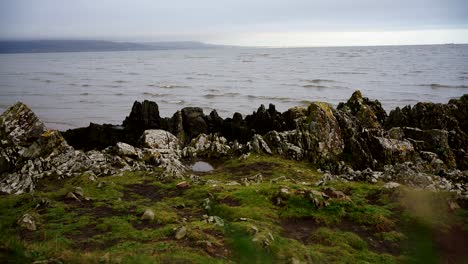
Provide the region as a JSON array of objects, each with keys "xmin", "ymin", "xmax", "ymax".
[{"xmin": 0, "ymin": 154, "xmax": 467, "ymax": 263}]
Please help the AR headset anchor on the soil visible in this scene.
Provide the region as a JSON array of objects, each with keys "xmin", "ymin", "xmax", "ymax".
[
  {"xmin": 434, "ymin": 225, "xmax": 468, "ymax": 264},
  {"xmin": 123, "ymin": 181, "xmax": 186, "ymax": 202},
  {"xmin": 225, "ymin": 162, "xmax": 278, "ymax": 178},
  {"xmin": 218, "ymin": 197, "xmax": 241, "ymax": 207},
  {"xmin": 281, "ymin": 217, "xmax": 401, "ymax": 255}
]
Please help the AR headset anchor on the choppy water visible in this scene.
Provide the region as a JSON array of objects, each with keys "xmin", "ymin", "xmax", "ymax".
[{"xmin": 1, "ymin": 45, "xmax": 467, "ymax": 130}]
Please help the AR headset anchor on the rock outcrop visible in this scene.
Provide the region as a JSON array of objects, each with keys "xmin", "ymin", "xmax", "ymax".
[{"xmin": 2, "ymin": 90, "xmax": 467, "ymax": 194}]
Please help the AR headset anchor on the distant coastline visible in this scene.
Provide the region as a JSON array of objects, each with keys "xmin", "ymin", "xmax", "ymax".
[{"xmin": 0, "ymin": 40, "xmax": 226, "ymax": 54}]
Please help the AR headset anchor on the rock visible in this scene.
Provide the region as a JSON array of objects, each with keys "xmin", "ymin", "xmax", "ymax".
[
  {"xmin": 181, "ymin": 107, "xmax": 208, "ymax": 141},
  {"xmin": 0, "ymin": 102, "xmax": 46, "ymax": 146},
  {"xmin": 123, "ymin": 100, "xmax": 161, "ymax": 131},
  {"xmin": 175, "ymin": 226, "xmax": 187, "ymax": 240},
  {"xmin": 114, "ymin": 142, "xmax": 138, "ymax": 157},
  {"xmin": 74, "ymin": 187, "xmax": 84, "ymax": 197},
  {"xmin": 65, "ymin": 192, "xmax": 81, "ymax": 202},
  {"xmin": 250, "ymin": 134, "xmax": 272, "ymax": 155},
  {"xmin": 17, "ymin": 213, "xmax": 36, "ymax": 231},
  {"xmin": 22, "ymin": 130, "xmax": 70, "ymax": 159},
  {"xmin": 141, "ymin": 209, "xmax": 155, "ymax": 221},
  {"xmin": 300, "ymin": 102, "xmax": 344, "ymax": 165},
  {"xmin": 370, "ymin": 137, "xmax": 415, "ymax": 166},
  {"xmin": 337, "ymin": 90, "xmax": 387, "ymax": 129},
  {"xmin": 323, "ymin": 187, "xmax": 350, "ymax": 201},
  {"xmin": 62, "ymin": 123, "xmax": 127, "ymax": 151},
  {"xmin": 141, "ymin": 129, "xmax": 180, "ymax": 151},
  {"xmin": 383, "ymin": 182, "xmax": 400, "ymax": 189},
  {"xmin": 183, "ymin": 133, "xmax": 230, "ymax": 158},
  {"xmin": 207, "ymin": 216, "xmax": 224, "ymax": 226},
  {"xmin": 176, "ymin": 181, "xmax": 190, "ymax": 189}
]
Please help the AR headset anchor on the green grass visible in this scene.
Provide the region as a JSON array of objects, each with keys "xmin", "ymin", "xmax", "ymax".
[{"xmin": 0, "ymin": 154, "xmax": 466, "ymax": 263}]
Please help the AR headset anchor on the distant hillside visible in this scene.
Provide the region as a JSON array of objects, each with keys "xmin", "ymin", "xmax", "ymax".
[{"xmin": 0, "ymin": 40, "xmax": 222, "ymax": 54}]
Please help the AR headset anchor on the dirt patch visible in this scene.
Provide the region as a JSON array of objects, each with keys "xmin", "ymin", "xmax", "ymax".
[
  {"xmin": 65, "ymin": 223, "xmax": 120, "ymax": 251},
  {"xmin": 123, "ymin": 182, "xmax": 186, "ymax": 202},
  {"xmin": 281, "ymin": 217, "xmax": 319, "ymax": 243},
  {"xmin": 435, "ymin": 225, "xmax": 468, "ymax": 264},
  {"xmin": 281, "ymin": 217, "xmax": 401, "ymax": 255},
  {"xmin": 176, "ymin": 207, "xmax": 204, "ymax": 220},
  {"xmin": 218, "ymin": 197, "xmax": 241, "ymax": 207},
  {"xmin": 64, "ymin": 198, "xmax": 132, "ymax": 219},
  {"xmin": 131, "ymin": 220, "xmax": 164, "ymax": 230},
  {"xmin": 225, "ymin": 162, "xmax": 278, "ymax": 178}
]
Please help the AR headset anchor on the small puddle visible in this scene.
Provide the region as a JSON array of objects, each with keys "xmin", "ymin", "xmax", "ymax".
[{"xmin": 191, "ymin": 161, "xmax": 214, "ymax": 172}]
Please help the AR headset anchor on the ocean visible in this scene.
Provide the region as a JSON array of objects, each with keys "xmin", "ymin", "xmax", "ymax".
[{"xmin": 0, "ymin": 44, "xmax": 467, "ymax": 130}]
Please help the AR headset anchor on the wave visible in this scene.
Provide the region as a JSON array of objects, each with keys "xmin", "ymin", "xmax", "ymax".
[
  {"xmin": 160, "ymin": 85, "xmax": 190, "ymax": 89},
  {"xmin": 419, "ymin": 84, "xmax": 468, "ymax": 89},
  {"xmin": 142, "ymin": 92, "xmax": 171, "ymax": 97},
  {"xmin": 333, "ymin": 72, "xmax": 367, "ymax": 75},
  {"xmin": 203, "ymin": 93, "xmax": 240, "ymax": 99},
  {"xmin": 80, "ymin": 93, "xmax": 90, "ymax": 96},
  {"xmin": 114, "ymin": 80, "xmax": 128, "ymax": 83},
  {"xmin": 303, "ymin": 85, "xmax": 328, "ymax": 89},
  {"xmin": 81, "ymin": 84, "xmax": 91, "ymax": 87},
  {"xmin": 304, "ymin": 79, "xmax": 335, "ymax": 83},
  {"xmin": 114, "ymin": 93, "xmax": 124, "ymax": 96},
  {"xmin": 161, "ymin": 99, "xmax": 185, "ymax": 105}
]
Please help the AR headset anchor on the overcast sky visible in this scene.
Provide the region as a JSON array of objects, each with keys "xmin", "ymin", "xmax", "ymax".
[{"xmin": 1, "ymin": 0, "xmax": 467, "ymax": 46}]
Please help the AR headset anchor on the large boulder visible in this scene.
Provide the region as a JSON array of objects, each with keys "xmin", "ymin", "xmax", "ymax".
[
  {"xmin": 181, "ymin": 107, "xmax": 209, "ymax": 142},
  {"xmin": 123, "ymin": 100, "xmax": 161, "ymax": 131},
  {"xmin": 369, "ymin": 137, "xmax": 415, "ymax": 166},
  {"xmin": 300, "ymin": 102, "xmax": 344, "ymax": 164},
  {"xmin": 0, "ymin": 102, "xmax": 46, "ymax": 146},
  {"xmin": 141, "ymin": 129, "xmax": 180, "ymax": 151}
]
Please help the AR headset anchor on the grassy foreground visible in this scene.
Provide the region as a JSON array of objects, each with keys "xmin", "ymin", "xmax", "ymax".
[{"xmin": 1, "ymin": 155, "xmax": 467, "ymax": 263}]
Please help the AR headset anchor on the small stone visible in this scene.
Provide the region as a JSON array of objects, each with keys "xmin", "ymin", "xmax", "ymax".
[
  {"xmin": 141, "ymin": 209, "xmax": 155, "ymax": 221},
  {"xmin": 239, "ymin": 217, "xmax": 248, "ymax": 221},
  {"xmin": 17, "ymin": 213, "xmax": 36, "ymax": 231},
  {"xmin": 65, "ymin": 192, "xmax": 81, "ymax": 202},
  {"xmin": 74, "ymin": 187, "xmax": 84, "ymax": 197},
  {"xmin": 176, "ymin": 181, "xmax": 190, "ymax": 189},
  {"xmin": 175, "ymin": 226, "xmax": 187, "ymax": 240},
  {"xmin": 447, "ymin": 200, "xmax": 460, "ymax": 211}
]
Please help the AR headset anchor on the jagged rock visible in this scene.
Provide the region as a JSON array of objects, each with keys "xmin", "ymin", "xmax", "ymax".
[
  {"xmin": 338, "ymin": 90, "xmax": 387, "ymax": 129},
  {"xmin": 182, "ymin": 133, "xmax": 230, "ymax": 158},
  {"xmin": 141, "ymin": 129, "xmax": 180, "ymax": 151},
  {"xmin": 384, "ymin": 182, "xmax": 400, "ymax": 189},
  {"xmin": 62, "ymin": 123, "xmax": 127, "ymax": 151},
  {"xmin": 297, "ymin": 102, "xmax": 344, "ymax": 165},
  {"xmin": 22, "ymin": 130, "xmax": 70, "ymax": 159},
  {"xmin": 249, "ymin": 134, "xmax": 272, "ymax": 155},
  {"xmin": 141, "ymin": 209, "xmax": 155, "ymax": 221},
  {"xmin": 181, "ymin": 107, "xmax": 208, "ymax": 141},
  {"xmin": 0, "ymin": 102, "xmax": 46, "ymax": 146},
  {"xmin": 123, "ymin": 100, "xmax": 161, "ymax": 131},
  {"xmin": 17, "ymin": 213, "xmax": 36, "ymax": 231}
]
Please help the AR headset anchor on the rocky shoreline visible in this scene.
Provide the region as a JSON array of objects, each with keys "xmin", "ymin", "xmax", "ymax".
[{"xmin": 1, "ymin": 90, "xmax": 467, "ymax": 197}]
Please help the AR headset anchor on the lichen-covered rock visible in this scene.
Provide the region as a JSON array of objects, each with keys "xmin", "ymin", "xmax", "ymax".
[
  {"xmin": 182, "ymin": 133, "xmax": 230, "ymax": 158},
  {"xmin": 114, "ymin": 142, "xmax": 138, "ymax": 157},
  {"xmin": 0, "ymin": 102, "xmax": 46, "ymax": 146},
  {"xmin": 300, "ymin": 102, "xmax": 344, "ymax": 164},
  {"xmin": 141, "ymin": 129, "xmax": 180, "ymax": 151},
  {"xmin": 337, "ymin": 90, "xmax": 387, "ymax": 129},
  {"xmin": 22, "ymin": 130, "xmax": 70, "ymax": 159},
  {"xmin": 370, "ymin": 137, "xmax": 415, "ymax": 166}
]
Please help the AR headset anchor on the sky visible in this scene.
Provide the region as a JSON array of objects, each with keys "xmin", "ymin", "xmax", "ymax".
[{"xmin": 0, "ymin": 0, "xmax": 467, "ymax": 47}]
